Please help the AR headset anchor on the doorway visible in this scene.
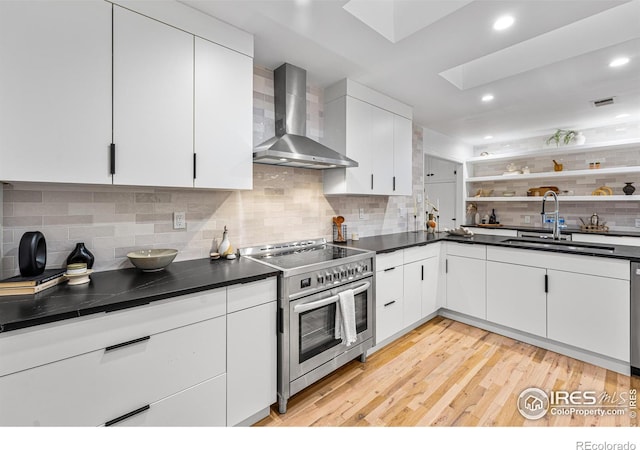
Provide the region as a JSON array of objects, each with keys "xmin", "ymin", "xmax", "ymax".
[{"xmin": 424, "ymin": 155, "xmax": 462, "ymax": 231}]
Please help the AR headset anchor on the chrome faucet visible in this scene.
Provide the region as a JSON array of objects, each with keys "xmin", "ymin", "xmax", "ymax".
[{"xmin": 541, "ymin": 190, "xmax": 560, "ymax": 240}]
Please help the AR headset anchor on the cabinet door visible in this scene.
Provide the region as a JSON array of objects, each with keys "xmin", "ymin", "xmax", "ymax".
[
  {"xmin": 486, "ymin": 261, "xmax": 546, "ymax": 337},
  {"xmin": 370, "ymin": 106, "xmax": 394, "ymax": 195},
  {"xmin": 345, "ymin": 97, "xmax": 373, "ymax": 194},
  {"xmin": 110, "ymin": 375, "xmax": 226, "ymax": 427},
  {"xmin": 227, "ymin": 301, "xmax": 277, "ymax": 426},
  {"xmin": 0, "ymin": 1, "xmax": 112, "ymax": 184},
  {"xmin": 194, "ymin": 37, "xmax": 252, "ymax": 189},
  {"xmin": 403, "ymin": 261, "xmax": 422, "ymax": 327},
  {"xmin": 547, "ymin": 270, "xmax": 629, "ymax": 362},
  {"xmin": 446, "ymin": 255, "xmax": 486, "ymax": 319},
  {"xmin": 421, "ymin": 256, "xmax": 440, "ymax": 318},
  {"xmin": 393, "ymin": 115, "xmax": 413, "ymax": 196},
  {"xmin": 375, "ymin": 265, "xmax": 404, "ymax": 344},
  {"xmin": 113, "ymin": 6, "xmax": 193, "ymax": 187}
]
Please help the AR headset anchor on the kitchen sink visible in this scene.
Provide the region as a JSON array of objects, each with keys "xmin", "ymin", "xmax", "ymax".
[{"xmin": 500, "ymin": 237, "xmax": 616, "ymax": 254}]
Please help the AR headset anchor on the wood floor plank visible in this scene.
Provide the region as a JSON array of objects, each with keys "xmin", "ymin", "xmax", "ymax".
[{"xmin": 256, "ymin": 318, "xmax": 633, "ymax": 427}]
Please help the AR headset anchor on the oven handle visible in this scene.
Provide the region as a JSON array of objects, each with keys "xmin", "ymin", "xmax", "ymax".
[{"xmin": 293, "ymin": 281, "xmax": 371, "ymax": 314}]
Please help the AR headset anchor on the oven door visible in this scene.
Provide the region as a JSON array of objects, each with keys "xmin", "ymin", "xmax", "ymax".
[{"xmin": 289, "ymin": 277, "xmax": 373, "ymax": 382}]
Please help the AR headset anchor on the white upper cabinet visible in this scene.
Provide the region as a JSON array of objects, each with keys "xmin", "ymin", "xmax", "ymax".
[
  {"xmin": 113, "ymin": 6, "xmax": 194, "ymax": 188},
  {"xmin": 194, "ymin": 37, "xmax": 253, "ymax": 190},
  {"xmin": 0, "ymin": 1, "xmax": 112, "ymax": 184},
  {"xmin": 393, "ymin": 115, "xmax": 413, "ymax": 195},
  {"xmin": 323, "ymin": 79, "xmax": 413, "ymax": 196}
]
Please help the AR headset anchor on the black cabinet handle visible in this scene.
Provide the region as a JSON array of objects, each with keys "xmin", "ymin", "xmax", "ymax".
[
  {"xmin": 105, "ymin": 405, "xmax": 150, "ymax": 427},
  {"xmin": 445, "ymin": 259, "xmax": 448, "ymax": 274},
  {"xmin": 393, "ymin": 176, "xmax": 396, "ymax": 191},
  {"xmin": 105, "ymin": 336, "xmax": 150, "ymax": 352},
  {"xmin": 383, "ymin": 300, "xmax": 396, "ymax": 307},
  {"xmin": 384, "ymin": 267, "xmax": 395, "ymax": 272},
  {"xmin": 544, "ymin": 274, "xmax": 548, "ymax": 293},
  {"xmin": 421, "ymin": 265, "xmax": 424, "ymax": 281},
  {"xmin": 371, "ymin": 174, "xmax": 374, "ymax": 190},
  {"xmin": 193, "ymin": 153, "xmax": 197, "ymax": 179},
  {"xmin": 109, "ymin": 143, "xmax": 116, "ymax": 175},
  {"xmin": 278, "ymin": 307, "xmax": 284, "ymax": 334}
]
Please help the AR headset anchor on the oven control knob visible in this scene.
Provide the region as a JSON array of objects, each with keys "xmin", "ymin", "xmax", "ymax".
[
  {"xmin": 317, "ymin": 274, "xmax": 324, "ymax": 284},
  {"xmin": 325, "ymin": 272, "xmax": 332, "ymax": 282},
  {"xmin": 333, "ymin": 269, "xmax": 340, "ymax": 281}
]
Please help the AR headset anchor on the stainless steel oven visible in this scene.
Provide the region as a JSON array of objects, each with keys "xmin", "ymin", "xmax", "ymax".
[
  {"xmin": 289, "ymin": 277, "xmax": 372, "ymax": 383},
  {"xmin": 240, "ymin": 238, "xmax": 375, "ymax": 414}
]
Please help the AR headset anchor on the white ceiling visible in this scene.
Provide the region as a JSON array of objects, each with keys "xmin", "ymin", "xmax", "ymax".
[{"xmin": 180, "ymin": 0, "xmax": 640, "ymax": 146}]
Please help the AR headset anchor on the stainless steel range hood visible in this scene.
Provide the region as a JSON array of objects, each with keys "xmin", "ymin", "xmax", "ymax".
[{"xmin": 253, "ymin": 63, "xmax": 358, "ymax": 169}]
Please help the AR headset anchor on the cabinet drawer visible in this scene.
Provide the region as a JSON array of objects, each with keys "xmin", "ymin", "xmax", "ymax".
[
  {"xmin": 376, "ymin": 250, "xmax": 404, "ymax": 272},
  {"xmin": 446, "ymin": 242, "xmax": 486, "ymax": 260},
  {"xmin": 486, "ymin": 246, "xmax": 629, "ymax": 280},
  {"xmin": 0, "ymin": 287, "xmax": 226, "ymax": 377},
  {"xmin": 109, "ymin": 375, "xmax": 226, "ymax": 427},
  {"xmin": 375, "ymin": 292, "xmax": 404, "ymax": 344},
  {"xmin": 403, "ymin": 243, "xmax": 439, "ymax": 264},
  {"xmin": 227, "ymin": 277, "xmax": 277, "ymax": 313},
  {"xmin": 0, "ymin": 316, "xmax": 225, "ymax": 426}
]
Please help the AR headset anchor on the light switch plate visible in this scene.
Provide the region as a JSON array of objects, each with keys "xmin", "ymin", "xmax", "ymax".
[
  {"xmin": 359, "ymin": 208, "xmax": 365, "ymax": 220},
  {"xmin": 636, "ymin": 218, "xmax": 640, "ymax": 228},
  {"xmin": 524, "ymin": 215, "xmax": 531, "ymax": 224},
  {"xmin": 173, "ymin": 212, "xmax": 186, "ymax": 229}
]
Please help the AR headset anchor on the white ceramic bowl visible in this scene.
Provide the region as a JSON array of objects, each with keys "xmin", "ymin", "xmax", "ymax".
[{"xmin": 127, "ymin": 249, "xmax": 178, "ymax": 272}]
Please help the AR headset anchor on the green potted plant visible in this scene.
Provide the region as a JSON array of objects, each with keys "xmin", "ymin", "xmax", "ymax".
[{"xmin": 545, "ymin": 129, "xmax": 582, "ymax": 147}]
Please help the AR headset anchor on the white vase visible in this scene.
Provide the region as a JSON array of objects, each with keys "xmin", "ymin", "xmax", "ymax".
[
  {"xmin": 574, "ymin": 132, "xmax": 586, "ymax": 145},
  {"xmin": 218, "ymin": 226, "xmax": 232, "ymax": 256}
]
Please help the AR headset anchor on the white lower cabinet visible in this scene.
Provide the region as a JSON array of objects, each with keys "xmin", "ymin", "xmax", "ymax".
[
  {"xmin": 402, "ymin": 261, "xmax": 423, "ymax": 327},
  {"xmin": 375, "ymin": 251, "xmax": 404, "ymax": 344},
  {"xmin": 486, "ymin": 261, "xmax": 546, "ymax": 337},
  {"xmin": 0, "ymin": 276, "xmax": 278, "ymax": 427},
  {"xmin": 445, "ymin": 253, "xmax": 486, "ymax": 319},
  {"xmin": 227, "ymin": 278, "xmax": 277, "ymax": 426},
  {"xmin": 486, "ymin": 246, "xmax": 630, "ymax": 364},
  {"xmin": 547, "ymin": 270, "xmax": 629, "ymax": 362}
]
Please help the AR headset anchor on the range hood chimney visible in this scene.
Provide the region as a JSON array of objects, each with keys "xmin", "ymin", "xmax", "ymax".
[{"xmin": 253, "ymin": 63, "xmax": 358, "ymax": 169}]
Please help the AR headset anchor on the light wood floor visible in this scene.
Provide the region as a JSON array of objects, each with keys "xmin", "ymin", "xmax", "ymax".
[{"xmin": 256, "ymin": 317, "xmax": 637, "ymax": 427}]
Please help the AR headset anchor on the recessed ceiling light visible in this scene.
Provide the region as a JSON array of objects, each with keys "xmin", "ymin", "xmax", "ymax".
[
  {"xmin": 493, "ymin": 15, "xmax": 514, "ymax": 31},
  {"xmin": 609, "ymin": 57, "xmax": 630, "ymax": 67},
  {"xmin": 616, "ymin": 128, "xmax": 627, "ymax": 132},
  {"xmin": 616, "ymin": 113, "xmax": 630, "ymax": 119},
  {"xmin": 482, "ymin": 94, "xmax": 494, "ymax": 102},
  {"xmin": 484, "ymin": 135, "xmax": 493, "ymax": 140}
]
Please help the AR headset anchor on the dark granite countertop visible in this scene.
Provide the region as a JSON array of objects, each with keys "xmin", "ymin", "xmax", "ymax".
[
  {"xmin": 0, "ymin": 257, "xmax": 279, "ymax": 333},
  {"xmin": 462, "ymin": 224, "xmax": 640, "ymax": 238},
  {"xmin": 340, "ymin": 231, "xmax": 640, "ymax": 262}
]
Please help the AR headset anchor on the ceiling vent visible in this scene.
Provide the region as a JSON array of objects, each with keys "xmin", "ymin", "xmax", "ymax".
[{"xmin": 591, "ymin": 97, "xmax": 616, "ymax": 107}]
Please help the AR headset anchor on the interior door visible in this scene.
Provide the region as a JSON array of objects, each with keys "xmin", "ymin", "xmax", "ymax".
[{"xmin": 425, "ymin": 182, "xmax": 456, "ymax": 230}]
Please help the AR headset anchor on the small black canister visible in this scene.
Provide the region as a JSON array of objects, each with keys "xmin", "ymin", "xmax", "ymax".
[{"xmin": 66, "ymin": 242, "xmax": 95, "ymax": 269}]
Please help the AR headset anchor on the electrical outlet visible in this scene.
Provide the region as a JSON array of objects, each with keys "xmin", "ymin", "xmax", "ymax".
[
  {"xmin": 359, "ymin": 208, "xmax": 365, "ymax": 220},
  {"xmin": 524, "ymin": 215, "xmax": 531, "ymax": 224},
  {"xmin": 636, "ymin": 218, "xmax": 640, "ymax": 228},
  {"xmin": 173, "ymin": 212, "xmax": 186, "ymax": 230}
]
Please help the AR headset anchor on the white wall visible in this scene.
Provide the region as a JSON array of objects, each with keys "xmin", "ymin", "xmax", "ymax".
[{"xmin": 422, "ymin": 127, "xmax": 473, "ymax": 162}]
